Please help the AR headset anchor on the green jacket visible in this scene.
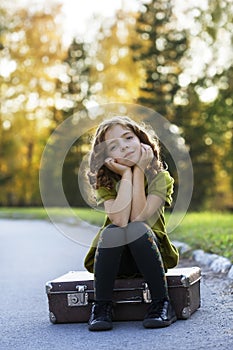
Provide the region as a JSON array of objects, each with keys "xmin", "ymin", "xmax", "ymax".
[{"xmin": 84, "ymin": 171, "xmax": 179, "ymax": 273}]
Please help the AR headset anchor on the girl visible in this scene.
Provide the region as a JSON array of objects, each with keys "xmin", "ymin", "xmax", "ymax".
[{"xmin": 84, "ymin": 116, "xmax": 179, "ymax": 331}]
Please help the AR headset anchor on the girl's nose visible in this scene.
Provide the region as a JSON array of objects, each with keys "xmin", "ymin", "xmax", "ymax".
[{"xmin": 120, "ymin": 141, "xmax": 128, "ymax": 151}]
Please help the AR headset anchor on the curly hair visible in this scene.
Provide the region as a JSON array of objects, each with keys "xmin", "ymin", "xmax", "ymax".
[{"xmin": 88, "ymin": 116, "xmax": 164, "ymax": 190}]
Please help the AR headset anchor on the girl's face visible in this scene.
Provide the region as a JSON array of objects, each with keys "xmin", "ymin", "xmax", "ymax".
[{"xmin": 104, "ymin": 124, "xmax": 141, "ymax": 166}]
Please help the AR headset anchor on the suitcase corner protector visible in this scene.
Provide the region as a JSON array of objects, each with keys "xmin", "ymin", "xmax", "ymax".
[
  {"xmin": 181, "ymin": 306, "xmax": 191, "ymax": 319},
  {"xmin": 49, "ymin": 311, "xmax": 57, "ymax": 324},
  {"xmin": 46, "ymin": 282, "xmax": 53, "ymax": 294}
]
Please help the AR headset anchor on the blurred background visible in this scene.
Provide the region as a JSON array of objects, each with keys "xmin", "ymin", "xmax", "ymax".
[{"xmin": 0, "ymin": 0, "xmax": 232, "ymax": 211}]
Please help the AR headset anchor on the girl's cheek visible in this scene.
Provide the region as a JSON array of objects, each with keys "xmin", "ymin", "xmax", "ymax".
[{"xmin": 139, "ymin": 145, "xmax": 142, "ymax": 156}]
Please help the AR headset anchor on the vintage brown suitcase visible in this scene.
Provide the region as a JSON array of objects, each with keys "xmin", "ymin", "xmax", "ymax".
[{"xmin": 46, "ymin": 267, "xmax": 201, "ymax": 324}]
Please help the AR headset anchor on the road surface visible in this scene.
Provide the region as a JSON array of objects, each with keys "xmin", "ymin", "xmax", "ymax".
[{"xmin": 0, "ymin": 219, "xmax": 232, "ymax": 350}]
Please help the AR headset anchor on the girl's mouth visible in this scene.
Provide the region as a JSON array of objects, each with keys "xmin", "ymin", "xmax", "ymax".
[{"xmin": 124, "ymin": 151, "xmax": 134, "ymax": 159}]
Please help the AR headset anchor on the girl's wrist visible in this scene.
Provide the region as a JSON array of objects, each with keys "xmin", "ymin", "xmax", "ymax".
[
  {"xmin": 134, "ymin": 164, "xmax": 145, "ymax": 174},
  {"xmin": 122, "ymin": 168, "xmax": 132, "ymax": 179}
]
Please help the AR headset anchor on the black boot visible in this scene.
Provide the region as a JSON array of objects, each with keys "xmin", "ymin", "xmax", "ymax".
[
  {"xmin": 143, "ymin": 299, "xmax": 177, "ymax": 329},
  {"xmin": 88, "ymin": 301, "xmax": 113, "ymax": 331}
]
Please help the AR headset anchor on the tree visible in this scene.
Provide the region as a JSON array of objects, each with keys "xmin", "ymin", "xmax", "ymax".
[
  {"xmin": 130, "ymin": 0, "xmax": 233, "ymax": 209},
  {"xmin": 174, "ymin": 0, "xmax": 233, "ymax": 209},
  {"xmin": 46, "ymin": 38, "xmax": 93, "ymax": 207},
  {"xmin": 131, "ymin": 0, "xmax": 187, "ymax": 118},
  {"xmin": 0, "ymin": 5, "xmax": 19, "ymax": 202},
  {"xmin": 0, "ymin": 4, "xmax": 66, "ymax": 205},
  {"xmin": 91, "ymin": 11, "xmax": 141, "ymax": 104}
]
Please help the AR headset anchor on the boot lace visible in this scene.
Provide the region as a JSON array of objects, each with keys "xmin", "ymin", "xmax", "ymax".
[
  {"xmin": 146, "ymin": 300, "xmax": 164, "ymax": 318},
  {"xmin": 94, "ymin": 302, "xmax": 113, "ymax": 320}
]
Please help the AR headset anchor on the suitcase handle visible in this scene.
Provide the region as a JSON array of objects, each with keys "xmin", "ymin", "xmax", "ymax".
[{"xmin": 115, "ymin": 297, "xmax": 143, "ymax": 304}]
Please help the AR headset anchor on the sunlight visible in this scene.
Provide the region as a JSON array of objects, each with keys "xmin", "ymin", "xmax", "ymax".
[
  {"xmin": 198, "ymin": 86, "xmax": 219, "ymax": 103},
  {"xmin": 0, "ymin": 58, "xmax": 17, "ymax": 78},
  {"xmin": 60, "ymin": 0, "xmax": 141, "ymax": 44},
  {"xmin": 13, "ymin": 0, "xmax": 142, "ymax": 45}
]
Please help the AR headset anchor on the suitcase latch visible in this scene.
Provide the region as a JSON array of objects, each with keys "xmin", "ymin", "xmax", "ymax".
[
  {"xmin": 67, "ymin": 285, "xmax": 88, "ymax": 307},
  {"xmin": 143, "ymin": 283, "xmax": 152, "ymax": 303}
]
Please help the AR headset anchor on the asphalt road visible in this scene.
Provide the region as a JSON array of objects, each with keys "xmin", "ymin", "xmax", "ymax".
[{"xmin": 0, "ymin": 219, "xmax": 232, "ymax": 350}]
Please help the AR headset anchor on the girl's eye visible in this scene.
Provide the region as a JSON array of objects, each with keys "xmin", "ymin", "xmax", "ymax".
[
  {"xmin": 126, "ymin": 136, "xmax": 133, "ymax": 140},
  {"xmin": 110, "ymin": 145, "xmax": 116, "ymax": 151}
]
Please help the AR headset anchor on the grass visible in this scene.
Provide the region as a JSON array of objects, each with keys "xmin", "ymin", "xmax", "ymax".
[
  {"xmin": 0, "ymin": 207, "xmax": 232, "ymax": 262},
  {"xmin": 0, "ymin": 206, "xmax": 106, "ymax": 225},
  {"xmin": 169, "ymin": 212, "xmax": 233, "ymax": 262}
]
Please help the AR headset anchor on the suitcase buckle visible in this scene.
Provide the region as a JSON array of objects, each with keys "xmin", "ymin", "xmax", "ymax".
[
  {"xmin": 143, "ymin": 283, "xmax": 152, "ymax": 303},
  {"xmin": 67, "ymin": 285, "xmax": 88, "ymax": 307}
]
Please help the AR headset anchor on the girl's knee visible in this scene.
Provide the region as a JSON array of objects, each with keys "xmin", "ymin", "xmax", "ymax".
[
  {"xmin": 99, "ymin": 224, "xmax": 125, "ymax": 247},
  {"xmin": 100, "ymin": 222, "xmax": 152, "ymax": 246},
  {"xmin": 100, "ymin": 224, "xmax": 122, "ymax": 237},
  {"xmin": 126, "ymin": 221, "xmax": 150, "ymax": 243}
]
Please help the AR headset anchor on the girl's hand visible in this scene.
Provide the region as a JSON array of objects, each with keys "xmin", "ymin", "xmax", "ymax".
[
  {"xmin": 136, "ymin": 143, "xmax": 154, "ymax": 171},
  {"xmin": 104, "ymin": 158, "xmax": 131, "ymax": 176}
]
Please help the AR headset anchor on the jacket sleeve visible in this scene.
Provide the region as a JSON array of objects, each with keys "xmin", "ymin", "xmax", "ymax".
[
  {"xmin": 148, "ymin": 171, "xmax": 174, "ymax": 207},
  {"xmin": 95, "ymin": 185, "xmax": 117, "ymax": 206}
]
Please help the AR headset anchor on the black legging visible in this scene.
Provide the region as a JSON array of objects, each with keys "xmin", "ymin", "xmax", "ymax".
[{"xmin": 94, "ymin": 221, "xmax": 168, "ymax": 303}]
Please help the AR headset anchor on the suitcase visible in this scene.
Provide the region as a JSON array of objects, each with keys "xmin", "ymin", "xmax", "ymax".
[{"xmin": 46, "ymin": 267, "xmax": 201, "ymax": 324}]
